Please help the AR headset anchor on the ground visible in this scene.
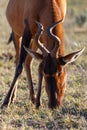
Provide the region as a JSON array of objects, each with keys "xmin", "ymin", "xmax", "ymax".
[{"xmin": 0, "ymin": 0, "xmax": 87, "ymax": 129}]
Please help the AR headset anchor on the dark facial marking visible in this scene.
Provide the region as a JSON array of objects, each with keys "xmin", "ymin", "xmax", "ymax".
[
  {"xmin": 47, "ymin": 76, "xmax": 57, "ymax": 108},
  {"xmin": 44, "ymin": 53, "xmax": 57, "ymax": 75},
  {"xmin": 43, "ymin": 53, "xmax": 58, "ymax": 108}
]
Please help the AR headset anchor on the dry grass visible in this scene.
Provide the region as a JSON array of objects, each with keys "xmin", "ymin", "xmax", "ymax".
[{"xmin": 0, "ymin": 0, "xmax": 87, "ymax": 129}]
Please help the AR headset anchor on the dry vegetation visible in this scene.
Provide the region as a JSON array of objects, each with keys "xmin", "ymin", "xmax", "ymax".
[{"xmin": 0, "ymin": 0, "xmax": 87, "ymax": 129}]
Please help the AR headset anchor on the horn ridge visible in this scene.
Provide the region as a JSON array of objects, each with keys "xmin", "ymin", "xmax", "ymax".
[
  {"xmin": 46, "ymin": 19, "xmax": 63, "ymax": 55},
  {"xmin": 35, "ymin": 21, "xmax": 49, "ymax": 54}
]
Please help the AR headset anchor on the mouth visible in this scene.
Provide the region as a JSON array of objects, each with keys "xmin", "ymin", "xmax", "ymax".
[
  {"xmin": 48, "ymin": 99, "xmax": 58, "ymax": 109},
  {"xmin": 48, "ymin": 92, "xmax": 58, "ymax": 109},
  {"xmin": 45, "ymin": 76, "xmax": 58, "ymax": 109}
]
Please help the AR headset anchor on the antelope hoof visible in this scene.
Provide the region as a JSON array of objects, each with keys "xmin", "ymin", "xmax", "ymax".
[
  {"xmin": 1, "ymin": 99, "xmax": 10, "ymax": 109},
  {"xmin": 36, "ymin": 101, "xmax": 40, "ymax": 109},
  {"xmin": 1, "ymin": 95, "xmax": 16, "ymax": 109},
  {"xmin": 30, "ymin": 95, "xmax": 36, "ymax": 104}
]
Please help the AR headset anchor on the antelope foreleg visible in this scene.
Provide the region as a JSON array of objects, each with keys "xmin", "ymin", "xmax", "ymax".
[
  {"xmin": 1, "ymin": 21, "xmax": 32, "ymax": 108},
  {"xmin": 36, "ymin": 63, "xmax": 43, "ymax": 108}
]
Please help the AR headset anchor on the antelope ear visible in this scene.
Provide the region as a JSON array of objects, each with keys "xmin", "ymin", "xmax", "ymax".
[
  {"xmin": 24, "ymin": 46, "xmax": 43, "ymax": 60},
  {"xmin": 59, "ymin": 47, "xmax": 85, "ymax": 65}
]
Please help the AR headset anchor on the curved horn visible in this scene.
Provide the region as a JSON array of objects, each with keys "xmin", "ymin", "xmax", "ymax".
[
  {"xmin": 35, "ymin": 21, "xmax": 49, "ymax": 55},
  {"xmin": 46, "ymin": 19, "xmax": 63, "ymax": 55}
]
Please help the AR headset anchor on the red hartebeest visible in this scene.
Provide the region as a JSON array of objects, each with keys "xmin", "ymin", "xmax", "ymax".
[{"xmin": 2, "ymin": 0, "xmax": 84, "ymax": 109}]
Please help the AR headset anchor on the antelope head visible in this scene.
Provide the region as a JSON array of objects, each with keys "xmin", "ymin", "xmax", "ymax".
[{"xmin": 24, "ymin": 20, "xmax": 85, "ymax": 109}]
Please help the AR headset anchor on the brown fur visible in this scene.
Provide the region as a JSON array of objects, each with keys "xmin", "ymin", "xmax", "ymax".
[
  {"xmin": 2, "ymin": 0, "xmax": 84, "ymax": 109},
  {"xmin": 4, "ymin": 0, "xmax": 66, "ymax": 108}
]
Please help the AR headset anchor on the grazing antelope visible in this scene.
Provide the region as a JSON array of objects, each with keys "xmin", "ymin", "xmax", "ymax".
[
  {"xmin": 2, "ymin": 0, "xmax": 84, "ymax": 109},
  {"xmin": 24, "ymin": 21, "xmax": 84, "ymax": 108}
]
